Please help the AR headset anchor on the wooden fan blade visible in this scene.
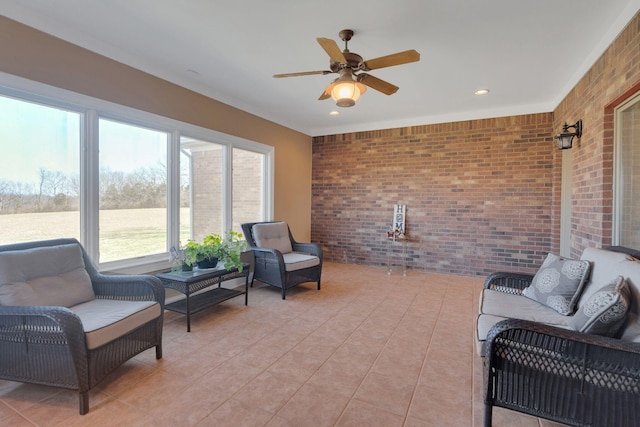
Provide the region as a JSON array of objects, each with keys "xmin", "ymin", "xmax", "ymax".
[
  {"xmin": 273, "ymin": 70, "xmax": 331, "ymax": 78},
  {"xmin": 317, "ymin": 37, "xmax": 347, "ymax": 64},
  {"xmin": 318, "ymin": 83, "xmax": 334, "ymax": 100},
  {"xmin": 357, "ymin": 73, "xmax": 399, "ymax": 95},
  {"xmin": 363, "ymin": 50, "xmax": 420, "ymax": 71}
]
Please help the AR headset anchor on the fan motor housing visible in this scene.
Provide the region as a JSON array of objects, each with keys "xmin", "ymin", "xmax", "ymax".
[{"xmin": 330, "ymin": 51, "xmax": 364, "ymax": 73}]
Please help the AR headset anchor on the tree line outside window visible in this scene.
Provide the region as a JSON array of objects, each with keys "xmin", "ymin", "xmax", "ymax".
[{"xmin": 0, "ymin": 87, "xmax": 270, "ymax": 270}]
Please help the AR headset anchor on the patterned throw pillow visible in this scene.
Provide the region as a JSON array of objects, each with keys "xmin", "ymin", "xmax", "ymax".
[
  {"xmin": 571, "ymin": 276, "xmax": 631, "ymax": 336},
  {"xmin": 522, "ymin": 253, "xmax": 591, "ymax": 315}
]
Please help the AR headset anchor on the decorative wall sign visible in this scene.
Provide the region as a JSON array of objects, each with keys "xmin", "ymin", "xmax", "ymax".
[
  {"xmin": 386, "ymin": 204, "xmax": 408, "ymax": 276},
  {"xmin": 387, "ymin": 204, "xmax": 406, "ymax": 241}
]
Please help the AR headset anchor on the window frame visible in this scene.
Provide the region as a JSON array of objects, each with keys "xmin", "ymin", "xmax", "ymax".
[
  {"xmin": 0, "ymin": 72, "xmax": 274, "ymax": 273},
  {"xmin": 612, "ymin": 90, "xmax": 640, "ymax": 246}
]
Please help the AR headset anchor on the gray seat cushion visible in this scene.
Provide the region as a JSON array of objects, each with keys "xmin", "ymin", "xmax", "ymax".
[
  {"xmin": 252, "ymin": 222, "xmax": 293, "ymax": 254},
  {"xmin": 479, "ymin": 289, "xmax": 574, "ymax": 327},
  {"xmin": 70, "ymin": 299, "xmax": 161, "ymax": 349},
  {"xmin": 282, "ymin": 252, "xmax": 320, "ymax": 272},
  {"xmin": 476, "ymin": 288, "xmax": 573, "ymax": 355},
  {"xmin": 0, "ymin": 243, "xmax": 95, "ymax": 307}
]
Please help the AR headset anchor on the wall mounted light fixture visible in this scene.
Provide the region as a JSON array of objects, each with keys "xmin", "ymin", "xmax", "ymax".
[{"xmin": 554, "ymin": 119, "xmax": 582, "ymax": 149}]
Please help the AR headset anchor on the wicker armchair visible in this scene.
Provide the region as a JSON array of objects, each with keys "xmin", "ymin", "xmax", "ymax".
[
  {"xmin": 241, "ymin": 221, "xmax": 322, "ymax": 299},
  {"xmin": 483, "ymin": 264, "xmax": 640, "ymax": 427},
  {"xmin": 0, "ymin": 238, "xmax": 165, "ymax": 414}
]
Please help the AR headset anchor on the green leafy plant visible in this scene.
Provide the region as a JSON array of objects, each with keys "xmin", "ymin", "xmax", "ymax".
[
  {"xmin": 183, "ymin": 236, "xmax": 220, "ymax": 268},
  {"xmin": 217, "ymin": 230, "xmax": 247, "ymax": 272},
  {"xmin": 183, "ymin": 231, "xmax": 246, "ymax": 271}
]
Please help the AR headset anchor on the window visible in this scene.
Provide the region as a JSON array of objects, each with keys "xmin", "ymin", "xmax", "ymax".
[
  {"xmin": 180, "ymin": 137, "xmax": 224, "ymax": 242},
  {"xmin": 0, "ymin": 95, "xmax": 81, "ymax": 243},
  {"xmin": 614, "ymin": 91, "xmax": 640, "ymax": 247},
  {"xmin": 0, "ymin": 74, "xmax": 273, "ymax": 272},
  {"xmin": 98, "ymin": 119, "xmax": 169, "ymax": 262}
]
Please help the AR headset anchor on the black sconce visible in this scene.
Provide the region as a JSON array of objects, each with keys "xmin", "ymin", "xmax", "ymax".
[{"xmin": 554, "ymin": 119, "xmax": 582, "ymax": 150}]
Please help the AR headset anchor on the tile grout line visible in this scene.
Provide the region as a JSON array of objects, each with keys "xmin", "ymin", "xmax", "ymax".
[
  {"xmin": 401, "ymin": 283, "xmax": 447, "ymax": 426},
  {"xmin": 332, "ymin": 288, "xmax": 420, "ymax": 426},
  {"xmin": 223, "ymin": 286, "xmax": 368, "ymax": 425}
]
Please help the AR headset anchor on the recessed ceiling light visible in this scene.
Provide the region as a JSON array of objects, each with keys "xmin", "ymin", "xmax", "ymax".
[
  {"xmin": 329, "ymin": 111, "xmax": 340, "ymax": 116},
  {"xmin": 475, "ymin": 89, "xmax": 490, "ymax": 96}
]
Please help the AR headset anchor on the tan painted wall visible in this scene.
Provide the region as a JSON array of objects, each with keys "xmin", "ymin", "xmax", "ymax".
[{"xmin": 0, "ymin": 16, "xmax": 313, "ymax": 240}]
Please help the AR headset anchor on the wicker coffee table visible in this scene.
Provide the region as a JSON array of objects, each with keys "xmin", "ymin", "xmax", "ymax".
[{"xmin": 157, "ymin": 263, "xmax": 249, "ymax": 331}]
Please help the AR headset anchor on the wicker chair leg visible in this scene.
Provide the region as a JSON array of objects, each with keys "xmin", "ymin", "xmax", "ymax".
[
  {"xmin": 156, "ymin": 344, "xmax": 162, "ymax": 359},
  {"xmin": 282, "ymin": 287, "xmax": 286, "ymax": 300},
  {"xmin": 79, "ymin": 391, "xmax": 89, "ymax": 415},
  {"xmin": 317, "ymin": 279, "xmax": 321, "ymax": 290},
  {"xmin": 484, "ymin": 402, "xmax": 492, "ymax": 427}
]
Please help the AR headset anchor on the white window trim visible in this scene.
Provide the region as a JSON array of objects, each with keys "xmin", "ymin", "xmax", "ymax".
[
  {"xmin": 0, "ymin": 71, "xmax": 274, "ymax": 273},
  {"xmin": 612, "ymin": 91, "xmax": 640, "ymax": 246}
]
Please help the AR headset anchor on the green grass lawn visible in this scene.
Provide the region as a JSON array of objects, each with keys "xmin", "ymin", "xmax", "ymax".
[{"xmin": 0, "ymin": 208, "xmax": 189, "ymax": 262}]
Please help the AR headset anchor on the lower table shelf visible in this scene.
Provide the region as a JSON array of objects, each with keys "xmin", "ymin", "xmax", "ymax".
[{"xmin": 165, "ymin": 287, "xmax": 245, "ymax": 315}]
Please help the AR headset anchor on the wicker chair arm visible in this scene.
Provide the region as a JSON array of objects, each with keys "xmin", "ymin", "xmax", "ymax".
[
  {"xmin": 483, "ymin": 272, "xmax": 534, "ymax": 292},
  {"xmin": 249, "ymin": 246, "xmax": 285, "ymax": 264},
  {"xmin": 292, "ymin": 242, "xmax": 322, "ymax": 258},
  {"xmin": 246, "ymin": 245, "xmax": 283, "ymax": 258},
  {"xmin": 486, "ymin": 319, "xmax": 640, "ymax": 384},
  {"xmin": 0, "ymin": 305, "xmax": 88, "ymax": 356},
  {"xmin": 487, "ymin": 318, "xmax": 640, "ymax": 353},
  {"xmin": 246, "ymin": 246, "xmax": 286, "ymax": 280},
  {"xmin": 91, "ymin": 274, "xmax": 165, "ymax": 307},
  {"xmin": 484, "ymin": 319, "xmax": 640, "ymax": 426}
]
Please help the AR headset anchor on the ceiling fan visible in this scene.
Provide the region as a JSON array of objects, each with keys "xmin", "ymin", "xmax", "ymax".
[{"xmin": 273, "ymin": 29, "xmax": 420, "ymax": 107}]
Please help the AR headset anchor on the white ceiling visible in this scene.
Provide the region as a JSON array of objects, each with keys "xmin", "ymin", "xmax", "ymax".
[{"xmin": 1, "ymin": 0, "xmax": 639, "ymax": 137}]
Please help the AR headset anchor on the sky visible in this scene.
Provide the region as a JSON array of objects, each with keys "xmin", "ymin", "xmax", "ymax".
[
  {"xmin": 0, "ymin": 95, "xmax": 166, "ymax": 189},
  {"xmin": 0, "ymin": 95, "xmax": 79, "ymax": 185}
]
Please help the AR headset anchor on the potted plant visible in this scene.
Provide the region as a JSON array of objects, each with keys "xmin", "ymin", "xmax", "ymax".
[
  {"xmin": 217, "ymin": 230, "xmax": 247, "ymax": 272},
  {"xmin": 183, "ymin": 234, "xmax": 221, "ymax": 269},
  {"xmin": 182, "ymin": 231, "xmax": 247, "ymax": 271}
]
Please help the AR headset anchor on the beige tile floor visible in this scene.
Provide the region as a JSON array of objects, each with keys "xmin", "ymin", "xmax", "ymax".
[{"xmin": 0, "ymin": 262, "xmax": 569, "ymax": 426}]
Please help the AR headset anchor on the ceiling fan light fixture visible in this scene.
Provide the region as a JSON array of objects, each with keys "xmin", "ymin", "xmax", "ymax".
[
  {"xmin": 276, "ymin": 29, "xmax": 419, "ymax": 105},
  {"xmin": 331, "ymin": 71, "xmax": 367, "ymax": 108}
]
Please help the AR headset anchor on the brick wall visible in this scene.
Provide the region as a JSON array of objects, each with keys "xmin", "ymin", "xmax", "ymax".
[
  {"xmin": 192, "ymin": 149, "xmax": 223, "ymax": 241},
  {"xmin": 312, "ymin": 11, "xmax": 640, "ymax": 277},
  {"xmin": 191, "ymin": 147, "xmax": 264, "ymax": 240},
  {"xmin": 312, "ymin": 114, "xmax": 555, "ymax": 276},
  {"xmin": 554, "ymin": 11, "xmax": 640, "ymax": 258},
  {"xmin": 232, "ymin": 148, "xmax": 264, "ymax": 231}
]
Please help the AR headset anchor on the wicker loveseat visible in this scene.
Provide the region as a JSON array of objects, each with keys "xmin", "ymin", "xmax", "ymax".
[
  {"xmin": 477, "ymin": 246, "xmax": 640, "ymax": 427},
  {"xmin": 0, "ymin": 238, "xmax": 165, "ymax": 414}
]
